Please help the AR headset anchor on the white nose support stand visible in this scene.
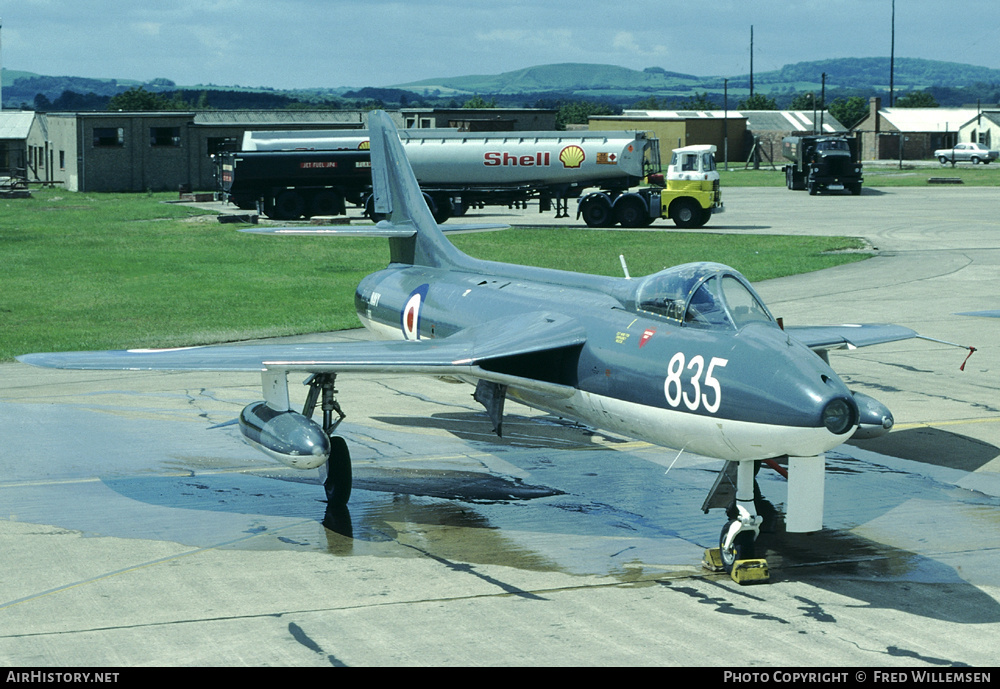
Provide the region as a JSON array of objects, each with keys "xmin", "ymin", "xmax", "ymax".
[{"xmin": 785, "ymin": 455, "xmax": 825, "ymax": 533}]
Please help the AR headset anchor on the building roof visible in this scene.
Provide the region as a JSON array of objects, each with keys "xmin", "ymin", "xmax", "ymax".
[
  {"xmin": 880, "ymin": 107, "xmax": 979, "ymax": 133},
  {"xmin": 0, "ymin": 112, "xmax": 36, "ymax": 140},
  {"xmin": 622, "ymin": 110, "xmax": 736, "ymax": 119},
  {"xmin": 619, "ymin": 109, "xmax": 844, "ymax": 132},
  {"xmin": 192, "ymin": 110, "xmax": 364, "ymax": 126},
  {"xmin": 959, "ymin": 110, "xmax": 1000, "ymax": 129},
  {"xmin": 46, "ymin": 110, "xmax": 365, "ymax": 126},
  {"xmin": 738, "ymin": 110, "xmax": 846, "ymax": 133}
]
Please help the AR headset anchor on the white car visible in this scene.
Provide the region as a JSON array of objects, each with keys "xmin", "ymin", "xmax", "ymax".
[{"xmin": 934, "ymin": 142, "xmax": 999, "ymax": 165}]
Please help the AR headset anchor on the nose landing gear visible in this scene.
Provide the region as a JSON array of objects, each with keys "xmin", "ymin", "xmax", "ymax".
[{"xmin": 702, "ymin": 459, "xmax": 770, "ymax": 584}]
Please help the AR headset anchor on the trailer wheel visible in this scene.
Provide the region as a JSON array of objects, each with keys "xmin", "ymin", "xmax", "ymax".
[
  {"xmin": 273, "ymin": 190, "xmax": 305, "ymax": 220},
  {"xmin": 669, "ymin": 198, "xmax": 704, "ymax": 229},
  {"xmin": 579, "ymin": 196, "xmax": 613, "ymax": 228},
  {"xmin": 311, "ymin": 190, "xmax": 343, "ymax": 217},
  {"xmin": 230, "ymin": 194, "xmax": 257, "ymax": 210},
  {"xmin": 614, "ymin": 197, "xmax": 650, "ymax": 228},
  {"xmin": 364, "ymin": 194, "xmax": 385, "ymax": 222},
  {"xmin": 427, "ymin": 194, "xmax": 453, "ymax": 224}
]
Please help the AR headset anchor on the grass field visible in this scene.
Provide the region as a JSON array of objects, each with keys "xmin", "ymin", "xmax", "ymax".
[{"xmin": 2, "ymin": 189, "xmax": 871, "ymax": 360}]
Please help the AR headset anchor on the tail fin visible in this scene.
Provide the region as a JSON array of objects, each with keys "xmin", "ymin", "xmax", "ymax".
[{"xmin": 368, "ymin": 111, "xmax": 466, "ymax": 268}]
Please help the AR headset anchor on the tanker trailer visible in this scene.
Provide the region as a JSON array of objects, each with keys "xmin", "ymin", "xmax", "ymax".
[{"xmin": 226, "ymin": 129, "xmax": 657, "ymax": 223}]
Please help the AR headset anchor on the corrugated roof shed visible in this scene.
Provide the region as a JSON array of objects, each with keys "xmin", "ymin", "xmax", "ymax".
[
  {"xmin": 622, "ymin": 109, "xmax": 845, "ymax": 132},
  {"xmin": 740, "ymin": 110, "xmax": 846, "ymax": 133},
  {"xmin": 193, "ymin": 111, "xmax": 363, "ymax": 126},
  {"xmin": 0, "ymin": 112, "xmax": 35, "ymax": 139},
  {"xmin": 880, "ymin": 108, "xmax": 978, "ymax": 132}
]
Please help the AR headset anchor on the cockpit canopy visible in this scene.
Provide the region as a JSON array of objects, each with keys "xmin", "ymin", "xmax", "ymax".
[{"xmin": 633, "ymin": 262, "xmax": 775, "ymax": 329}]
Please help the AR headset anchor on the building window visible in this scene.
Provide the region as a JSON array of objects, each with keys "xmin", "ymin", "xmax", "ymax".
[
  {"xmin": 93, "ymin": 127, "xmax": 125, "ymax": 147},
  {"xmin": 150, "ymin": 127, "xmax": 181, "ymax": 147},
  {"xmin": 60, "ymin": 151, "xmax": 66, "ymax": 169}
]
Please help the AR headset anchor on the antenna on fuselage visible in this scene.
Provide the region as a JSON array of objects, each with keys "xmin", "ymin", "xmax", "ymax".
[{"xmin": 619, "ymin": 254, "xmax": 631, "ymax": 279}]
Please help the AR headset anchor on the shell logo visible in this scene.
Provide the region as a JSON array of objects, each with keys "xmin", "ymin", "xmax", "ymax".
[
  {"xmin": 559, "ymin": 145, "xmax": 586, "ymax": 169},
  {"xmin": 359, "ymin": 141, "xmax": 370, "ymax": 150}
]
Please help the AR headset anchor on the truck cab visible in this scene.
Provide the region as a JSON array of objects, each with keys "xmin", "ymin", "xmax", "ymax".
[
  {"xmin": 577, "ymin": 143, "xmax": 724, "ymax": 229},
  {"xmin": 661, "ymin": 145, "xmax": 723, "ymax": 228}
]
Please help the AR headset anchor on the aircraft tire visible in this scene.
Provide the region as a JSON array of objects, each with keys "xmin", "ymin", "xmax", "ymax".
[
  {"xmin": 719, "ymin": 521, "xmax": 755, "ymax": 573},
  {"xmin": 325, "ymin": 436, "xmax": 352, "ymax": 508}
]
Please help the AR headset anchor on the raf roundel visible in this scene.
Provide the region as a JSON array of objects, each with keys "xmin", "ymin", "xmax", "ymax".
[{"xmin": 401, "ymin": 284, "xmax": 430, "ymax": 340}]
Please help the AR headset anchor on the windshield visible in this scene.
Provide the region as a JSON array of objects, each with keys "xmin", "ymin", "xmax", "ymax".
[
  {"xmin": 635, "ymin": 263, "xmax": 774, "ymax": 329},
  {"xmin": 816, "ymin": 139, "xmax": 849, "ymax": 151}
]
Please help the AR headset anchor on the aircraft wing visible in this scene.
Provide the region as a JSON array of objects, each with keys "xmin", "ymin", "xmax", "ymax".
[
  {"xmin": 17, "ymin": 311, "xmax": 586, "ymax": 398},
  {"xmin": 784, "ymin": 323, "xmax": 918, "ymax": 351}
]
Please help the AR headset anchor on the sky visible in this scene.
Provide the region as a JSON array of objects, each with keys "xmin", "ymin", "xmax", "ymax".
[{"xmin": 2, "ymin": 0, "xmax": 999, "ymax": 90}]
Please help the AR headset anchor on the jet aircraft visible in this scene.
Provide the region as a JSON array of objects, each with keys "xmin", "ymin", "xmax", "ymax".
[{"xmin": 19, "ymin": 111, "xmax": 922, "ymax": 577}]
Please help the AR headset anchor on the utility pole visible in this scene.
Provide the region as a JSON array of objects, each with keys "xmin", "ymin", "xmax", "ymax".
[
  {"xmin": 820, "ymin": 73, "xmax": 826, "ymax": 132},
  {"xmin": 724, "ymin": 78, "xmax": 729, "ymax": 171},
  {"xmin": 889, "ymin": 0, "xmax": 895, "ymax": 106},
  {"xmin": 749, "ymin": 25, "xmax": 754, "ymax": 97}
]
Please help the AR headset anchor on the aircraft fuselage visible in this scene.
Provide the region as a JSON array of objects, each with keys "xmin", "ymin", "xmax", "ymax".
[{"xmin": 354, "ymin": 263, "xmax": 857, "ymax": 462}]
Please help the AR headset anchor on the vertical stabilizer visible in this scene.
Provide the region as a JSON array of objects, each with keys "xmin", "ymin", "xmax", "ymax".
[{"xmin": 367, "ymin": 111, "xmax": 466, "ymax": 268}]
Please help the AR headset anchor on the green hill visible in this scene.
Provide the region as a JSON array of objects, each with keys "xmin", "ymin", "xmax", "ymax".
[
  {"xmin": 5, "ymin": 57, "xmax": 1000, "ymax": 111},
  {"xmin": 395, "ymin": 58, "xmax": 1000, "ymax": 103}
]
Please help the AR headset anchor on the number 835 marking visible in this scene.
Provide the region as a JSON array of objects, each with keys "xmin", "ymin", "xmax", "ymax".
[{"xmin": 664, "ymin": 352, "xmax": 728, "ymax": 414}]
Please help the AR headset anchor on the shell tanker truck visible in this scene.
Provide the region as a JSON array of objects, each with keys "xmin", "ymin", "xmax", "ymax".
[
  {"xmin": 221, "ymin": 129, "xmax": 664, "ymax": 223},
  {"xmin": 222, "ymin": 129, "xmax": 723, "ymax": 227}
]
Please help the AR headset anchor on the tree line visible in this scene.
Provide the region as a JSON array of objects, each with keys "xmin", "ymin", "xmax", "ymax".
[{"xmin": 20, "ymin": 84, "xmax": 951, "ymax": 132}]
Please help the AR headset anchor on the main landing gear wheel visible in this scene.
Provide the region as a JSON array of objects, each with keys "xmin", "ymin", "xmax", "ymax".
[
  {"xmin": 325, "ymin": 436, "xmax": 352, "ymax": 508},
  {"xmin": 303, "ymin": 373, "xmax": 353, "ymax": 509},
  {"xmin": 719, "ymin": 521, "xmax": 755, "ymax": 573}
]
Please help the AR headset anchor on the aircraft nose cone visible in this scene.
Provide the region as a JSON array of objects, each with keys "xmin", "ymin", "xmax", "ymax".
[{"xmin": 734, "ymin": 324, "xmax": 858, "ymax": 433}]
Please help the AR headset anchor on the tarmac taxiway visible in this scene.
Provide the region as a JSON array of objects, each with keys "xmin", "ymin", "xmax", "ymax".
[{"xmin": 1, "ymin": 186, "xmax": 999, "ymax": 666}]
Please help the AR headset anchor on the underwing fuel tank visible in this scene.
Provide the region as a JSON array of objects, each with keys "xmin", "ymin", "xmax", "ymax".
[
  {"xmin": 850, "ymin": 391, "xmax": 894, "ymax": 439},
  {"xmin": 238, "ymin": 401, "xmax": 330, "ymax": 469}
]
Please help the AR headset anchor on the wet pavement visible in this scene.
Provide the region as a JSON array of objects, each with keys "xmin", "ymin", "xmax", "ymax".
[{"xmin": 2, "ymin": 187, "xmax": 999, "ymax": 666}]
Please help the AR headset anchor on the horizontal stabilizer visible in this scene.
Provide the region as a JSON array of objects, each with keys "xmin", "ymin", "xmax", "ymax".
[
  {"xmin": 240, "ymin": 225, "xmax": 416, "ymax": 238},
  {"xmin": 241, "ymin": 223, "xmax": 509, "ymax": 236},
  {"xmin": 439, "ymin": 223, "xmax": 511, "ymax": 233}
]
